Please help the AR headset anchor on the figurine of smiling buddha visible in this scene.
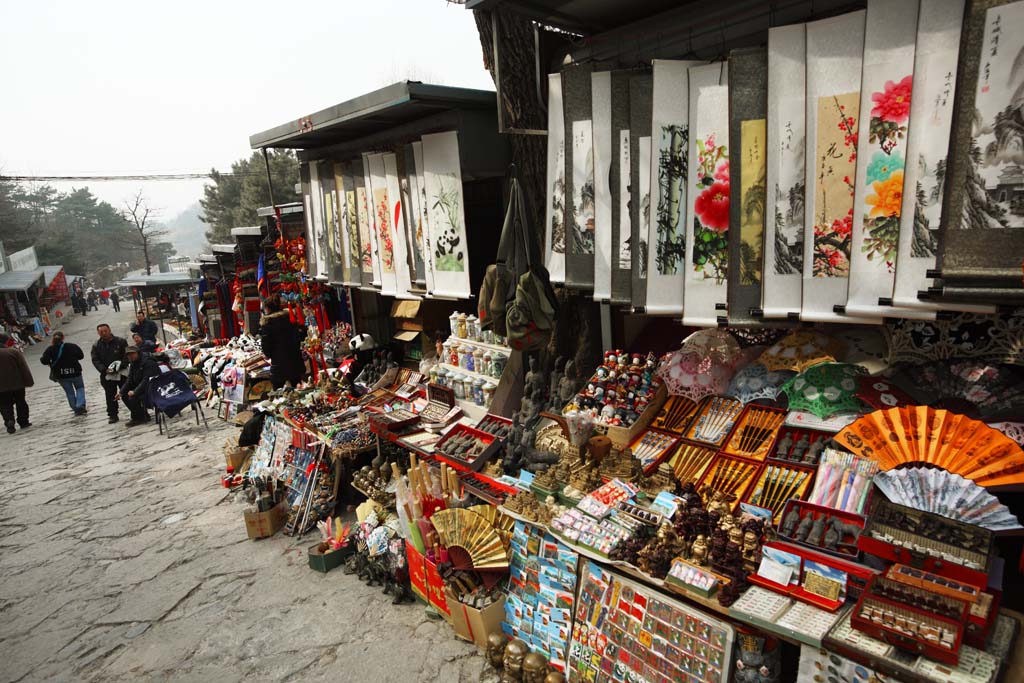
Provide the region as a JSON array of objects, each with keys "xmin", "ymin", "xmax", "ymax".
[
  {"xmin": 522, "ymin": 652, "xmax": 550, "ymax": 683},
  {"xmin": 501, "ymin": 639, "xmax": 530, "ymax": 682},
  {"xmin": 487, "ymin": 631, "xmax": 509, "ymax": 669}
]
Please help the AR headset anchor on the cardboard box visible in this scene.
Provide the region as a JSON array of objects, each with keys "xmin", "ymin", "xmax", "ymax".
[
  {"xmin": 446, "ymin": 588, "xmax": 506, "ymax": 649},
  {"xmin": 406, "ymin": 544, "xmax": 452, "ymax": 619},
  {"xmin": 224, "ymin": 444, "xmax": 252, "ymax": 471},
  {"xmin": 244, "ymin": 500, "xmax": 289, "ymax": 540}
]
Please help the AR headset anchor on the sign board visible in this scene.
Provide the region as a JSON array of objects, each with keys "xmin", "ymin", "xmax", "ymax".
[{"xmin": 8, "ymin": 246, "xmax": 38, "ymax": 272}]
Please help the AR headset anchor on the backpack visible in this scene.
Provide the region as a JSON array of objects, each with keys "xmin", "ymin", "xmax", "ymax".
[{"xmin": 478, "ymin": 172, "xmax": 558, "ymax": 352}]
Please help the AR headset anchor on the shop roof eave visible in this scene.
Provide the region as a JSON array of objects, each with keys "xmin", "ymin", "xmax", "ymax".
[{"xmin": 248, "ymin": 81, "xmax": 497, "ymax": 150}]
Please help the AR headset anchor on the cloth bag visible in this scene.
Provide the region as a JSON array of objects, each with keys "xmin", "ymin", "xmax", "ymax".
[
  {"xmin": 478, "ymin": 172, "xmax": 558, "ymax": 352},
  {"xmin": 48, "ymin": 343, "xmax": 63, "ymax": 382}
]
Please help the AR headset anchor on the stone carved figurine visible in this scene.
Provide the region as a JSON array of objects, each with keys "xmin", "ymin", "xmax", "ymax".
[{"xmin": 558, "ymin": 360, "xmax": 578, "ymax": 404}]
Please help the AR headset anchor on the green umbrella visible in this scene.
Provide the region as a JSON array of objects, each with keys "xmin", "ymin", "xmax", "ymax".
[{"xmin": 781, "ymin": 363, "xmax": 869, "ymax": 419}]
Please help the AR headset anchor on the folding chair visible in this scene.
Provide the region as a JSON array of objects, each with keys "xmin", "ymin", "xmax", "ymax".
[{"xmin": 147, "ymin": 369, "xmax": 209, "ymax": 438}]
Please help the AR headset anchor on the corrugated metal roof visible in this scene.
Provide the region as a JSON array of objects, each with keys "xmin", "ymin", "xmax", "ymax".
[
  {"xmin": 39, "ymin": 265, "xmax": 65, "ymax": 286},
  {"xmin": 0, "ymin": 269, "xmax": 45, "ymax": 292}
]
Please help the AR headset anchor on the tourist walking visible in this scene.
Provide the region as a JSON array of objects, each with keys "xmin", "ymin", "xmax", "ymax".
[
  {"xmin": 259, "ymin": 294, "xmax": 306, "ymax": 389},
  {"xmin": 87, "ymin": 291, "xmax": 99, "ymax": 311},
  {"xmin": 91, "ymin": 323, "xmax": 128, "ymax": 424},
  {"xmin": 0, "ymin": 333, "xmax": 33, "ymax": 434},
  {"xmin": 110, "ymin": 291, "xmax": 120, "ymax": 312},
  {"xmin": 40, "ymin": 331, "xmax": 87, "ymax": 416},
  {"xmin": 131, "ymin": 311, "xmax": 158, "ymax": 344},
  {"xmin": 118, "ymin": 345, "xmax": 160, "ymax": 427}
]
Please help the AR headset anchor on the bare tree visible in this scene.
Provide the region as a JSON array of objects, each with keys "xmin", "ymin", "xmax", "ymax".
[{"xmin": 123, "ymin": 190, "xmax": 167, "ymax": 275}]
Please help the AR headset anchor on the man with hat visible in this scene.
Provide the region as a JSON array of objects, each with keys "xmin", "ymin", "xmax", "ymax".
[{"xmin": 117, "ymin": 345, "xmax": 160, "ymax": 427}]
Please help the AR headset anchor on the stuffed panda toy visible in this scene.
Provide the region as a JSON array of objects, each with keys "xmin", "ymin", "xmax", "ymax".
[{"xmin": 349, "ymin": 334, "xmax": 376, "ymax": 351}]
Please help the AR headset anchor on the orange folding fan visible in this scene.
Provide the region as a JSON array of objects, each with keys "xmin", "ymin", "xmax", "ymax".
[{"xmin": 834, "ymin": 406, "xmax": 1024, "ymax": 489}]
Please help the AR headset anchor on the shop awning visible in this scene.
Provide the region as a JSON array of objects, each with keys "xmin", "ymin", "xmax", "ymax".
[
  {"xmin": 0, "ymin": 269, "xmax": 45, "ymax": 293},
  {"xmin": 39, "ymin": 265, "xmax": 65, "ymax": 287},
  {"xmin": 211, "ymin": 243, "xmax": 235, "ymax": 254},
  {"xmin": 463, "ymin": 0, "xmax": 679, "ymax": 33},
  {"xmin": 257, "ymin": 202, "xmax": 304, "ymax": 217},
  {"xmin": 249, "ymin": 81, "xmax": 496, "ymax": 150},
  {"xmin": 115, "ymin": 272, "xmax": 199, "ymax": 288},
  {"xmin": 230, "ymin": 226, "xmax": 263, "ymax": 237}
]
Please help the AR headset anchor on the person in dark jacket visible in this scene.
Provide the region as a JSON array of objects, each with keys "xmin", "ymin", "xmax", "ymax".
[
  {"xmin": 132, "ymin": 332, "xmax": 157, "ymax": 353},
  {"xmin": 110, "ymin": 291, "xmax": 121, "ymax": 312},
  {"xmin": 130, "ymin": 311, "xmax": 159, "ymax": 343},
  {"xmin": 0, "ymin": 333, "xmax": 33, "ymax": 433},
  {"xmin": 118, "ymin": 346, "xmax": 160, "ymax": 427},
  {"xmin": 41, "ymin": 331, "xmax": 87, "ymax": 415},
  {"xmin": 91, "ymin": 323, "xmax": 128, "ymax": 423},
  {"xmin": 259, "ymin": 295, "xmax": 306, "ymax": 389}
]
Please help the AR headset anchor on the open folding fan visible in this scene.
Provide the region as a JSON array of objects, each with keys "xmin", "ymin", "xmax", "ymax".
[
  {"xmin": 834, "ymin": 406, "xmax": 1024, "ymax": 489},
  {"xmin": 758, "ymin": 330, "xmax": 843, "ymax": 373},
  {"xmin": 874, "ymin": 466, "xmax": 1022, "ymax": 531},
  {"xmin": 467, "ymin": 504, "xmax": 514, "ymax": 548},
  {"xmin": 430, "ymin": 508, "xmax": 508, "ymax": 570},
  {"xmin": 889, "ymin": 359, "xmax": 1024, "ymax": 421}
]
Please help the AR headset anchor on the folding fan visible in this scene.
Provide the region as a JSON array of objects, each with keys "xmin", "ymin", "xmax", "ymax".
[
  {"xmin": 429, "ymin": 508, "xmax": 508, "ymax": 570},
  {"xmin": 834, "ymin": 406, "xmax": 1024, "ymax": 489},
  {"xmin": 889, "ymin": 359, "xmax": 1024, "ymax": 421},
  {"xmin": 467, "ymin": 504, "xmax": 514, "ymax": 548},
  {"xmin": 874, "ymin": 466, "xmax": 1022, "ymax": 531}
]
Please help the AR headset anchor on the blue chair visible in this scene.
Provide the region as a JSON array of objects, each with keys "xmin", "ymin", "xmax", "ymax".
[{"xmin": 146, "ymin": 369, "xmax": 208, "ymax": 438}]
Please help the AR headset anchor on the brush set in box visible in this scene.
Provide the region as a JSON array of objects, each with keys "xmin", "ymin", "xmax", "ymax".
[
  {"xmin": 651, "ymin": 395, "xmax": 698, "ymax": 433},
  {"xmin": 683, "ymin": 396, "xmax": 743, "ymax": 447},
  {"xmin": 721, "ymin": 406, "xmax": 786, "ymax": 460},
  {"xmin": 666, "ymin": 442, "xmax": 717, "ymax": 485},
  {"xmin": 743, "ymin": 463, "xmax": 814, "ymax": 522},
  {"xmin": 697, "ymin": 455, "xmax": 761, "ymax": 510},
  {"xmin": 627, "ymin": 428, "xmax": 681, "ymax": 473}
]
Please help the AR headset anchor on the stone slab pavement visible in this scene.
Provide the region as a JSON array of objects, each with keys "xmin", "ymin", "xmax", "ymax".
[{"xmin": 0, "ymin": 305, "xmax": 494, "ymax": 682}]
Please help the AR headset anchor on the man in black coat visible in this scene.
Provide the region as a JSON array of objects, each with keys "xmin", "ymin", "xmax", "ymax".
[
  {"xmin": 119, "ymin": 346, "xmax": 160, "ymax": 427},
  {"xmin": 130, "ymin": 311, "xmax": 159, "ymax": 344},
  {"xmin": 91, "ymin": 323, "xmax": 128, "ymax": 423},
  {"xmin": 259, "ymin": 295, "xmax": 306, "ymax": 389},
  {"xmin": 110, "ymin": 291, "xmax": 121, "ymax": 312}
]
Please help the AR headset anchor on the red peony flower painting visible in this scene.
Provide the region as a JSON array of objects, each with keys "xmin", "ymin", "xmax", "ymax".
[
  {"xmin": 871, "ymin": 76, "xmax": 913, "ymax": 124},
  {"xmin": 694, "ymin": 182, "xmax": 730, "ymax": 232}
]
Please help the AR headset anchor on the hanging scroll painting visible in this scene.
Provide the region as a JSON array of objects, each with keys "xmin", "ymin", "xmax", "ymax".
[
  {"xmin": 421, "ymin": 130, "xmax": 471, "ymax": 300},
  {"xmin": 763, "ymin": 23, "xmax": 806, "ymax": 319},
  {"xmin": 333, "ymin": 162, "xmax": 359, "ymax": 286},
  {"xmin": 683, "ymin": 62, "xmax": 730, "ymax": 327},
  {"xmin": 592, "ymin": 70, "xmax": 613, "ymax": 302},
  {"xmin": 610, "ymin": 72, "xmax": 632, "ymax": 304},
  {"xmin": 319, "ymin": 161, "xmax": 344, "ymax": 284},
  {"xmin": 307, "ymin": 162, "xmax": 329, "ymax": 279},
  {"xmin": 845, "ymin": 0, "xmax": 934, "ymax": 320},
  {"xmin": 893, "ymin": 0, "xmax": 992, "ymax": 312},
  {"xmin": 384, "ymin": 152, "xmax": 415, "ymax": 298},
  {"xmin": 803, "ymin": 11, "xmax": 875, "ymax": 323},
  {"xmin": 367, "ymin": 153, "xmax": 397, "ymax": 296},
  {"xmin": 727, "ymin": 48, "xmax": 769, "ymax": 325},
  {"xmin": 300, "ymin": 163, "xmax": 315, "ymax": 278},
  {"xmin": 629, "ymin": 73, "xmax": 653, "ymax": 309},
  {"xmin": 401, "ymin": 144, "xmax": 427, "ymax": 291},
  {"xmin": 937, "ymin": 0, "xmax": 1024, "ymax": 302},
  {"xmin": 646, "ymin": 59, "xmax": 701, "ymax": 315},
  {"xmin": 412, "ymin": 141, "xmax": 437, "ymax": 296},
  {"xmin": 352, "ymin": 157, "xmax": 375, "ymax": 289},
  {"xmin": 563, "ymin": 62, "xmax": 596, "ymax": 290},
  {"xmin": 545, "ymin": 73, "xmax": 566, "ymax": 285},
  {"xmin": 361, "ymin": 153, "xmax": 383, "ymax": 289}
]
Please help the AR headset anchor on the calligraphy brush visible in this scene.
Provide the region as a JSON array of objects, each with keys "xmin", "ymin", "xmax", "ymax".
[
  {"xmin": 768, "ymin": 470, "xmax": 808, "ymax": 514},
  {"xmin": 672, "ymin": 444, "xmax": 714, "ymax": 483},
  {"xmin": 739, "ymin": 410, "xmax": 786, "ymax": 455}
]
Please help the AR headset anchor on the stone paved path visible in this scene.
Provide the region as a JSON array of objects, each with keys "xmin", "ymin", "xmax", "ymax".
[{"xmin": 0, "ymin": 305, "xmax": 486, "ymax": 682}]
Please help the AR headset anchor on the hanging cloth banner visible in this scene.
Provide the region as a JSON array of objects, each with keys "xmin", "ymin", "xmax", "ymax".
[
  {"xmin": 846, "ymin": 0, "xmax": 935, "ymax": 321},
  {"xmin": 367, "ymin": 153, "xmax": 397, "ymax": 296},
  {"xmin": 361, "ymin": 153, "xmax": 383, "ymax": 289},
  {"xmin": 646, "ymin": 59, "xmax": 702, "ymax": 315},
  {"xmin": 629, "ymin": 73, "xmax": 653, "ymax": 310},
  {"xmin": 352, "ymin": 158, "xmax": 375, "ymax": 290},
  {"xmin": 802, "ymin": 11, "xmax": 876, "ymax": 323},
  {"xmin": 935, "ymin": 0, "xmax": 1024, "ymax": 304},
  {"xmin": 563, "ymin": 62, "xmax": 596, "ymax": 290},
  {"xmin": 412, "ymin": 141, "xmax": 437, "ymax": 296},
  {"xmin": 384, "ymin": 152, "xmax": 415, "ymax": 299},
  {"xmin": 727, "ymin": 48, "xmax": 769, "ymax": 325},
  {"xmin": 319, "ymin": 160, "xmax": 344, "ymax": 284},
  {"xmin": 544, "ymin": 73, "xmax": 567, "ymax": 285},
  {"xmin": 337, "ymin": 161, "xmax": 362, "ymax": 286},
  {"xmin": 893, "ymin": 0, "xmax": 992, "ymax": 313},
  {"xmin": 763, "ymin": 24, "xmax": 807, "ymax": 320},
  {"xmin": 592, "ymin": 71, "xmax": 613, "ymax": 302},
  {"xmin": 400, "ymin": 144, "xmax": 427, "ymax": 291},
  {"xmin": 683, "ymin": 62, "xmax": 730, "ymax": 327},
  {"xmin": 421, "ymin": 130, "xmax": 472, "ymax": 300},
  {"xmin": 610, "ymin": 71, "xmax": 633, "ymax": 305}
]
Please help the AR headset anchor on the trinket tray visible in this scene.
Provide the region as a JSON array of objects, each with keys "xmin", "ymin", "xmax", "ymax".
[
  {"xmin": 696, "ymin": 454, "xmax": 762, "ymax": 512},
  {"xmin": 434, "ymin": 424, "xmax": 501, "ymax": 472},
  {"xmin": 721, "ymin": 405, "xmax": 787, "ymax": 461},
  {"xmin": 742, "ymin": 462, "xmax": 815, "ymax": 523},
  {"xmin": 458, "ymin": 470, "xmax": 517, "ymax": 505},
  {"xmin": 750, "ymin": 541, "xmax": 877, "ymax": 612},
  {"xmin": 650, "ymin": 395, "xmax": 698, "ymax": 434},
  {"xmin": 765, "ymin": 425, "xmax": 833, "ymax": 466},
  {"xmin": 859, "ymin": 498, "xmax": 994, "ymax": 586},
  {"xmin": 682, "ymin": 396, "xmax": 744, "ymax": 447},
  {"xmin": 729, "ymin": 587, "xmax": 845, "ymax": 648},
  {"xmin": 886, "ymin": 563, "xmax": 999, "ymax": 648},
  {"xmin": 777, "ymin": 499, "xmax": 865, "ymax": 559},
  {"xmin": 421, "ymin": 383, "xmax": 460, "ymax": 426},
  {"xmin": 475, "ymin": 413, "xmax": 512, "ymax": 439},
  {"xmin": 664, "ymin": 557, "xmax": 725, "ymax": 598},
  {"xmin": 627, "ymin": 427, "xmax": 682, "ymax": 474}
]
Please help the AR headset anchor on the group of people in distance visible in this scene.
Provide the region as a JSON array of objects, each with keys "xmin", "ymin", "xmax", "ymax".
[
  {"xmin": 0, "ymin": 310, "xmax": 162, "ymax": 434},
  {"xmin": 71, "ymin": 289, "xmax": 120, "ymax": 316},
  {"xmin": 2, "ymin": 293, "xmax": 308, "ymax": 436}
]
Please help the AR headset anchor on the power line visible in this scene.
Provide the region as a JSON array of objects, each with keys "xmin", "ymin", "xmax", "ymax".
[{"xmin": 1, "ymin": 172, "xmax": 264, "ymax": 182}]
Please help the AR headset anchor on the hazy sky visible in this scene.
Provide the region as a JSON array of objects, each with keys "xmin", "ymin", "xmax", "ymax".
[{"xmin": 0, "ymin": 1, "xmax": 494, "ymax": 219}]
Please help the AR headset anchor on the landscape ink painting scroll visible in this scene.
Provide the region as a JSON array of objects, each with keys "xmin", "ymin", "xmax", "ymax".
[
  {"xmin": 845, "ymin": 0, "xmax": 933, "ymax": 320},
  {"xmin": 610, "ymin": 71, "xmax": 632, "ymax": 305},
  {"xmin": 545, "ymin": 73, "xmax": 566, "ymax": 285},
  {"xmin": 421, "ymin": 131, "xmax": 471, "ymax": 300},
  {"xmin": 803, "ymin": 11, "xmax": 875, "ymax": 323},
  {"xmin": 629, "ymin": 73, "xmax": 653, "ymax": 309},
  {"xmin": 563, "ymin": 62, "xmax": 595, "ymax": 290},
  {"xmin": 592, "ymin": 70, "xmax": 613, "ymax": 302},
  {"xmin": 763, "ymin": 23, "xmax": 806, "ymax": 320}
]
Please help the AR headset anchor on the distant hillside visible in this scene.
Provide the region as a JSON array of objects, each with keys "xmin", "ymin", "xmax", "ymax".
[{"xmin": 165, "ymin": 203, "xmax": 209, "ymax": 258}]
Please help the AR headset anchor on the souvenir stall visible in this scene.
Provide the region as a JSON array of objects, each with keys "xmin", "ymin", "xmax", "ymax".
[
  {"xmin": 115, "ymin": 272, "xmax": 200, "ymax": 347},
  {"xmin": 221, "ymin": 3, "xmax": 1024, "ymax": 682},
  {"xmin": 230, "ymin": 226, "xmax": 266, "ymax": 335},
  {"xmin": 0, "ymin": 269, "xmax": 47, "ymax": 345},
  {"xmin": 197, "ymin": 255, "xmax": 221, "ymax": 338}
]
